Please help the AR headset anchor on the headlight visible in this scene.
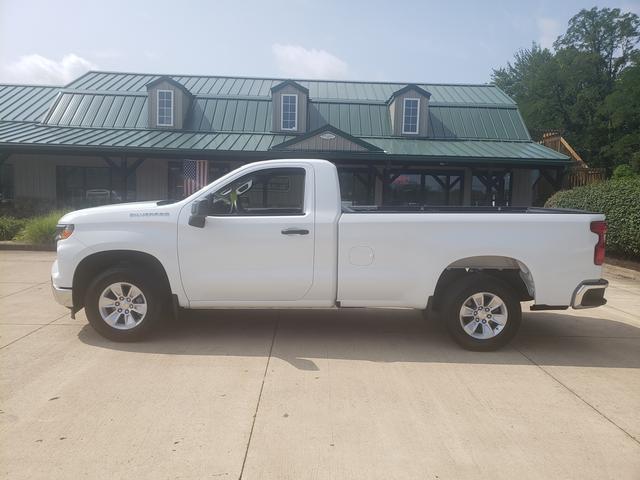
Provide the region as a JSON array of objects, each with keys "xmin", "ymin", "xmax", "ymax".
[{"xmin": 55, "ymin": 224, "xmax": 74, "ymax": 242}]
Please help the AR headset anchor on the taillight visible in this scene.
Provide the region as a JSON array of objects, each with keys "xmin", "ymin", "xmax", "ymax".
[{"xmin": 590, "ymin": 221, "xmax": 607, "ymax": 265}]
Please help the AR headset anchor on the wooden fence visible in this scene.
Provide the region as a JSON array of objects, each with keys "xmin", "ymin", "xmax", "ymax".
[{"xmin": 563, "ymin": 166, "xmax": 607, "ymax": 189}]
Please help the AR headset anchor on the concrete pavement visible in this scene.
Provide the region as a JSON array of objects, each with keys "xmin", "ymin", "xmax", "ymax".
[{"xmin": 0, "ymin": 251, "xmax": 639, "ymax": 479}]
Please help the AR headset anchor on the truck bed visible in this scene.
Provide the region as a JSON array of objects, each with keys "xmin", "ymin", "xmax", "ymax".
[
  {"xmin": 343, "ymin": 205, "xmax": 596, "ymax": 214},
  {"xmin": 337, "ymin": 207, "xmax": 603, "ymax": 309}
]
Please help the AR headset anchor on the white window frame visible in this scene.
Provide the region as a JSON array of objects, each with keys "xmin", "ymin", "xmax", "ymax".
[
  {"xmin": 402, "ymin": 97, "xmax": 420, "ymax": 135},
  {"xmin": 157, "ymin": 89, "xmax": 174, "ymax": 127},
  {"xmin": 281, "ymin": 94, "xmax": 298, "ymax": 131}
]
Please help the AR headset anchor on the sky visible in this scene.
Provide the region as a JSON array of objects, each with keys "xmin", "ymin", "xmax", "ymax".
[{"xmin": 1, "ymin": 0, "xmax": 639, "ymax": 86}]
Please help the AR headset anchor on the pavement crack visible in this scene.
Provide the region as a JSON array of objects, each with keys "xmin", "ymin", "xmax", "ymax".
[
  {"xmin": 0, "ymin": 312, "xmax": 70, "ymax": 349},
  {"xmin": 0, "ymin": 283, "xmax": 43, "ymax": 299},
  {"xmin": 238, "ymin": 316, "xmax": 279, "ymax": 480},
  {"xmin": 515, "ymin": 346, "xmax": 639, "ymax": 446}
]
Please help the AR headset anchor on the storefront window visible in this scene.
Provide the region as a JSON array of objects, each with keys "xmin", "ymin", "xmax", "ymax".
[{"xmin": 56, "ymin": 166, "xmax": 136, "ymax": 208}]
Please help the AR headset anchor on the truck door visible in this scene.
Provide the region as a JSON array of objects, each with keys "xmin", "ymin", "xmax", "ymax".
[{"xmin": 177, "ymin": 165, "xmax": 315, "ymax": 304}]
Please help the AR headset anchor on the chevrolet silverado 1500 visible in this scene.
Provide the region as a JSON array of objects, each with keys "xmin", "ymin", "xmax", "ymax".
[{"xmin": 52, "ymin": 159, "xmax": 608, "ymax": 350}]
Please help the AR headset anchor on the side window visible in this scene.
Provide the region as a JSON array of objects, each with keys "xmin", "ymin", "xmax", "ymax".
[{"xmin": 209, "ymin": 167, "xmax": 305, "ymax": 216}]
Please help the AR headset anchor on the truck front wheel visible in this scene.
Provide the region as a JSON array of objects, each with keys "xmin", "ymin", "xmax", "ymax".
[
  {"xmin": 442, "ymin": 274, "xmax": 522, "ymax": 351},
  {"xmin": 84, "ymin": 267, "xmax": 165, "ymax": 341}
]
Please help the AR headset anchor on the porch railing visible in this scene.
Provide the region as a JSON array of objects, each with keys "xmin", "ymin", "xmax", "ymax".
[{"xmin": 563, "ymin": 166, "xmax": 607, "ymax": 189}]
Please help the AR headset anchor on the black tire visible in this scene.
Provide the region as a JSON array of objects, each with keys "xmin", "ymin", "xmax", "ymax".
[
  {"xmin": 84, "ymin": 266, "xmax": 166, "ymax": 341},
  {"xmin": 441, "ymin": 273, "xmax": 522, "ymax": 351}
]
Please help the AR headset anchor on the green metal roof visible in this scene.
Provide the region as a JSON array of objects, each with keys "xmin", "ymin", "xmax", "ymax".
[
  {"xmin": 364, "ymin": 137, "xmax": 566, "ymax": 161},
  {"xmin": 41, "ymin": 92, "xmax": 530, "ymax": 141},
  {"xmin": 0, "ymin": 121, "xmax": 292, "ymax": 152},
  {"xmin": 67, "ymin": 71, "xmax": 516, "ymax": 104},
  {"xmin": 0, "ymin": 121, "xmax": 568, "ymax": 164},
  {"xmin": 43, "ymin": 92, "xmax": 148, "ymax": 129},
  {"xmin": 0, "ymin": 85, "xmax": 60, "ymax": 122},
  {"xmin": 0, "ymin": 71, "xmax": 568, "ymax": 164}
]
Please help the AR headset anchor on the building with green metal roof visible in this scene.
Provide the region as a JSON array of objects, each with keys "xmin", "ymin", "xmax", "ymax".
[{"xmin": 0, "ymin": 71, "xmax": 569, "ymax": 209}]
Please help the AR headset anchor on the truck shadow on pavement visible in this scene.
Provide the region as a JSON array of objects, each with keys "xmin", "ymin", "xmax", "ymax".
[{"xmin": 77, "ymin": 308, "xmax": 640, "ymax": 371}]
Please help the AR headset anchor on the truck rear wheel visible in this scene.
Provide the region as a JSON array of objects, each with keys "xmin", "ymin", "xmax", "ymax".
[
  {"xmin": 84, "ymin": 267, "xmax": 165, "ymax": 341},
  {"xmin": 442, "ymin": 274, "xmax": 521, "ymax": 351}
]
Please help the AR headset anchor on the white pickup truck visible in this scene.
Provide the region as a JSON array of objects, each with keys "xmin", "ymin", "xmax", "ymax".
[{"xmin": 51, "ymin": 159, "xmax": 608, "ymax": 350}]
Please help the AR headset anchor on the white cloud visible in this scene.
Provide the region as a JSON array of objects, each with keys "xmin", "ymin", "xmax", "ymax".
[
  {"xmin": 272, "ymin": 44, "xmax": 348, "ymax": 79},
  {"xmin": 1, "ymin": 53, "xmax": 97, "ymax": 85},
  {"xmin": 537, "ymin": 17, "xmax": 562, "ymax": 50}
]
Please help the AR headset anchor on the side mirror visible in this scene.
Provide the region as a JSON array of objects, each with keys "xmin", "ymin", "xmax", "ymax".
[{"xmin": 188, "ymin": 200, "xmax": 210, "ymax": 228}]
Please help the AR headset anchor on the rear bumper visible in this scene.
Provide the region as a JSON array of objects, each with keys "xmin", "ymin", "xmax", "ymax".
[
  {"xmin": 51, "ymin": 280, "xmax": 73, "ymax": 308},
  {"xmin": 571, "ymin": 279, "xmax": 608, "ymax": 309}
]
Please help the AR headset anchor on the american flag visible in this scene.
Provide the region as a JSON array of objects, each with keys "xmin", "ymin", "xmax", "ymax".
[{"xmin": 183, "ymin": 160, "xmax": 208, "ymax": 196}]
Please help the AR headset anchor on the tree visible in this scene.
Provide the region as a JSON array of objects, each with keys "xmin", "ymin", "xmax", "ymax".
[
  {"xmin": 492, "ymin": 44, "xmax": 606, "ymax": 163},
  {"xmin": 599, "ymin": 53, "xmax": 640, "ymax": 167},
  {"xmin": 493, "ymin": 7, "xmax": 640, "ymax": 170},
  {"xmin": 554, "ymin": 7, "xmax": 640, "ymax": 84}
]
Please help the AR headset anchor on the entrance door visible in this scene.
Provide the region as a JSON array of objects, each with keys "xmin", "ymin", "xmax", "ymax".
[{"xmin": 178, "ymin": 165, "xmax": 315, "ymax": 304}]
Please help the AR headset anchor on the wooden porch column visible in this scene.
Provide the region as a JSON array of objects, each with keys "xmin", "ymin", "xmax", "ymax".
[{"xmin": 102, "ymin": 156, "xmax": 146, "ymax": 201}]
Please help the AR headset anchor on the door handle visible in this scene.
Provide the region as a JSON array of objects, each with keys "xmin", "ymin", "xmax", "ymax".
[{"xmin": 281, "ymin": 228, "xmax": 309, "ymax": 235}]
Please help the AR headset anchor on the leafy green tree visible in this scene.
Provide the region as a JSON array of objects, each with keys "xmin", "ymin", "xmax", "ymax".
[
  {"xmin": 600, "ymin": 54, "xmax": 640, "ymax": 167},
  {"xmin": 555, "ymin": 7, "xmax": 640, "ymax": 85},
  {"xmin": 492, "ymin": 45, "xmax": 607, "ymax": 164},
  {"xmin": 493, "ymin": 7, "xmax": 639, "ymax": 170}
]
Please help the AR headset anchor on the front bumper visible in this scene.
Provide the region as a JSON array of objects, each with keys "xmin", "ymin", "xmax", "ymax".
[
  {"xmin": 51, "ymin": 280, "xmax": 73, "ymax": 308},
  {"xmin": 571, "ymin": 279, "xmax": 608, "ymax": 309}
]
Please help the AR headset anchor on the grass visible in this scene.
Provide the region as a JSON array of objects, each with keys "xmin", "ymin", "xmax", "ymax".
[{"xmin": 13, "ymin": 211, "xmax": 67, "ymax": 245}]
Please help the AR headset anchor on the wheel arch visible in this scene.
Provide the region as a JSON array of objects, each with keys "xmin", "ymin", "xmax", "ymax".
[
  {"xmin": 428, "ymin": 255, "xmax": 535, "ymax": 312},
  {"xmin": 72, "ymin": 250, "xmax": 172, "ymax": 310}
]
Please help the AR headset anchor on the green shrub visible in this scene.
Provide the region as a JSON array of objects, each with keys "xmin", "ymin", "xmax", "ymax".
[
  {"xmin": 545, "ymin": 177, "xmax": 640, "ymax": 259},
  {"xmin": 14, "ymin": 211, "xmax": 66, "ymax": 245},
  {"xmin": 612, "ymin": 164, "xmax": 636, "ymax": 179},
  {"xmin": 0, "ymin": 216, "xmax": 27, "ymax": 241}
]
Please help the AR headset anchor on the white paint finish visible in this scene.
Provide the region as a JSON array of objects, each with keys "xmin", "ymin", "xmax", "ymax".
[
  {"xmin": 178, "ymin": 164, "xmax": 315, "ymax": 302},
  {"xmin": 54, "ymin": 200, "xmax": 186, "ymax": 304},
  {"xmin": 337, "ymin": 212, "xmax": 603, "ymax": 308},
  {"xmin": 178, "ymin": 160, "xmax": 340, "ymax": 307},
  {"xmin": 348, "ymin": 246, "xmax": 374, "ymax": 266},
  {"xmin": 53, "ymin": 159, "xmax": 603, "ymax": 313}
]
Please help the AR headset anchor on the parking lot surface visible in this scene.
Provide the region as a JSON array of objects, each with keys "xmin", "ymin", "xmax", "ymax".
[{"xmin": 1, "ymin": 250, "xmax": 639, "ymax": 479}]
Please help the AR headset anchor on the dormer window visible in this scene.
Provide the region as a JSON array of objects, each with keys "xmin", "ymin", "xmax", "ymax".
[
  {"xmin": 271, "ymin": 80, "xmax": 308, "ymax": 133},
  {"xmin": 157, "ymin": 90, "xmax": 174, "ymax": 127},
  {"xmin": 281, "ymin": 94, "xmax": 297, "ymax": 130},
  {"xmin": 388, "ymin": 85, "xmax": 430, "ymax": 136},
  {"xmin": 402, "ymin": 98, "xmax": 420, "ymax": 134}
]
